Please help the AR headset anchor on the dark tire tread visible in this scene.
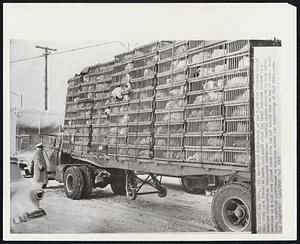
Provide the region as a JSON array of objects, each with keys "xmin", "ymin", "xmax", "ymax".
[
  {"xmin": 63, "ymin": 166, "xmax": 84, "ymax": 200},
  {"xmin": 211, "ymin": 182, "xmax": 251, "ymax": 232},
  {"xmin": 79, "ymin": 166, "xmax": 93, "ymax": 198}
]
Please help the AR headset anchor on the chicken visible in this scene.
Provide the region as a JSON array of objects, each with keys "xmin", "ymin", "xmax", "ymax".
[
  {"xmin": 188, "ymin": 152, "xmax": 202, "ymax": 162},
  {"xmin": 144, "ymin": 69, "xmax": 152, "ymax": 77},
  {"xmin": 119, "ymin": 127, "xmax": 127, "ymax": 135},
  {"xmin": 171, "ymin": 113, "xmax": 183, "ymax": 121},
  {"xmin": 156, "ymin": 139, "xmax": 166, "ymax": 146},
  {"xmin": 205, "ymin": 121, "xmax": 220, "ymax": 131},
  {"xmin": 128, "ymin": 149, "xmax": 135, "ymax": 156},
  {"xmin": 236, "ymin": 123, "xmax": 248, "ymax": 132},
  {"xmin": 209, "ymin": 153, "xmax": 222, "ymax": 162},
  {"xmin": 140, "ymin": 150, "xmax": 151, "ymax": 157},
  {"xmin": 174, "ymin": 60, "xmax": 186, "ymax": 71},
  {"xmin": 135, "ymin": 50, "xmax": 144, "ymax": 57},
  {"xmin": 233, "ymin": 139, "xmax": 250, "ymax": 148},
  {"xmin": 207, "ymin": 138, "xmax": 223, "ymax": 146},
  {"xmin": 193, "ymin": 95, "xmax": 203, "ymax": 104},
  {"xmin": 187, "ymin": 156, "xmax": 197, "ymax": 162},
  {"xmin": 176, "ymin": 152, "xmax": 184, "ymax": 159},
  {"xmin": 170, "ymin": 86, "xmax": 184, "ymax": 96},
  {"xmin": 109, "ymin": 138, "xmax": 117, "ymax": 144},
  {"xmin": 235, "ymin": 90, "xmax": 249, "ymax": 101},
  {"xmin": 234, "ymin": 154, "xmax": 250, "ymax": 165},
  {"xmin": 191, "ymin": 53, "xmax": 203, "ymax": 64},
  {"xmin": 166, "ymin": 77, "xmax": 172, "ymax": 84},
  {"xmin": 189, "ymin": 110, "xmax": 203, "ymax": 118},
  {"xmin": 156, "ymin": 91, "xmax": 166, "ymax": 98},
  {"xmin": 121, "ymin": 115, "xmax": 129, "ymax": 125},
  {"xmin": 174, "ymin": 74, "xmax": 185, "ymax": 82},
  {"xmin": 174, "ymin": 45, "xmax": 187, "ymax": 55},
  {"xmin": 119, "ymin": 149, "xmax": 127, "ymax": 155},
  {"xmin": 119, "ymin": 106, "xmax": 125, "ymax": 113},
  {"xmin": 156, "ymin": 126, "xmax": 166, "ymax": 134},
  {"xmin": 197, "ymin": 67, "xmax": 203, "ymax": 77},
  {"xmin": 203, "ymin": 80, "xmax": 215, "ymax": 90},
  {"xmin": 112, "ymin": 107, "xmax": 119, "ymax": 114},
  {"xmin": 112, "ymin": 87, "xmax": 123, "ymax": 100},
  {"xmin": 165, "ymin": 101, "xmax": 175, "ymax": 110},
  {"xmin": 238, "ymin": 56, "xmax": 250, "ymax": 68},
  {"xmin": 163, "ymin": 151, "xmax": 173, "ymax": 159},
  {"xmin": 140, "ymin": 137, "xmax": 152, "ymax": 146},
  {"xmin": 170, "ymin": 139, "xmax": 180, "ymax": 147},
  {"xmin": 177, "ymin": 128, "xmax": 185, "ymax": 133},
  {"xmin": 125, "ymin": 63, "xmax": 133, "ymax": 72}
]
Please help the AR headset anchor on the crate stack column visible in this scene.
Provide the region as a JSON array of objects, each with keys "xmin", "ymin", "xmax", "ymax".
[
  {"xmin": 108, "ymin": 51, "xmax": 133, "ymax": 158},
  {"xmin": 154, "ymin": 41, "xmax": 187, "ymax": 162},
  {"xmin": 91, "ymin": 61, "xmax": 114, "ymax": 157},
  {"xmin": 63, "ymin": 76, "xmax": 81, "ymax": 153},
  {"xmin": 126, "ymin": 42, "xmax": 159, "ymax": 160},
  {"xmin": 185, "ymin": 40, "xmax": 227, "ymax": 164},
  {"xmin": 75, "ymin": 69, "xmax": 96, "ymax": 155},
  {"xmin": 223, "ymin": 40, "xmax": 251, "ymax": 167}
]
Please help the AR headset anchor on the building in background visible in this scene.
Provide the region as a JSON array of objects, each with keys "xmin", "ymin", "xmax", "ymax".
[{"xmin": 10, "ymin": 108, "xmax": 63, "ymax": 155}]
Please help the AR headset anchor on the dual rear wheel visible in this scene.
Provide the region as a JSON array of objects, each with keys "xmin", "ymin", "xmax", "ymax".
[{"xmin": 63, "ymin": 166, "xmax": 93, "ymax": 200}]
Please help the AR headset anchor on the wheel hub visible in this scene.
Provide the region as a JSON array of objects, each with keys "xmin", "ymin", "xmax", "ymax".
[
  {"xmin": 223, "ymin": 197, "xmax": 250, "ymax": 231},
  {"xmin": 234, "ymin": 206, "xmax": 246, "ymax": 218}
]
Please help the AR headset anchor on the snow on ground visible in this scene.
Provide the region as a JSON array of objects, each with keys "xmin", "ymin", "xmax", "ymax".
[{"xmin": 11, "ymin": 177, "xmax": 216, "ymax": 233}]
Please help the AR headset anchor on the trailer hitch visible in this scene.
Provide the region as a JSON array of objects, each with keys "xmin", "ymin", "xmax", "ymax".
[{"xmin": 125, "ymin": 170, "xmax": 167, "ymax": 200}]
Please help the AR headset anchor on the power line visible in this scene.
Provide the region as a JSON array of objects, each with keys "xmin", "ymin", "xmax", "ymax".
[
  {"xmin": 10, "ymin": 54, "xmax": 45, "ymax": 63},
  {"xmin": 10, "ymin": 41, "xmax": 128, "ymax": 64}
]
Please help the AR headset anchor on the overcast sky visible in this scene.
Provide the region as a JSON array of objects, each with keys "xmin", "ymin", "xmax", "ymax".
[{"xmin": 10, "ymin": 40, "xmax": 146, "ymax": 116}]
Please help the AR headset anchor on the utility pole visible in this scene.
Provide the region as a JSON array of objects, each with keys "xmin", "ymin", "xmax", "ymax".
[
  {"xmin": 10, "ymin": 91, "xmax": 23, "ymax": 108},
  {"xmin": 35, "ymin": 45, "xmax": 57, "ymax": 110}
]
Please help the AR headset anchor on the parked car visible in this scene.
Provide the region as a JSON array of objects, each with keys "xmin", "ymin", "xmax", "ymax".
[
  {"xmin": 10, "ymin": 156, "xmax": 46, "ymax": 223},
  {"xmin": 16, "ymin": 156, "xmax": 33, "ymax": 177}
]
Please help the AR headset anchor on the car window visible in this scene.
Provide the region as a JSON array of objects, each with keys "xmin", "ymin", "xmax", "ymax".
[{"xmin": 10, "ymin": 163, "xmax": 23, "ymax": 182}]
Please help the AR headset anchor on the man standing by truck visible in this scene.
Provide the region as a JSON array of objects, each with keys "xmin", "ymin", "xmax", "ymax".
[{"xmin": 33, "ymin": 143, "xmax": 48, "ymax": 189}]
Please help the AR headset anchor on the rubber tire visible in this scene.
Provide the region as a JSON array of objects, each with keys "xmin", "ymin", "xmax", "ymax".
[
  {"xmin": 110, "ymin": 171, "xmax": 126, "ymax": 195},
  {"xmin": 79, "ymin": 166, "xmax": 93, "ymax": 198},
  {"xmin": 126, "ymin": 187, "xmax": 137, "ymax": 200},
  {"xmin": 211, "ymin": 182, "xmax": 251, "ymax": 232},
  {"xmin": 158, "ymin": 185, "xmax": 167, "ymax": 197},
  {"xmin": 180, "ymin": 176, "xmax": 206, "ymax": 194},
  {"xmin": 63, "ymin": 166, "xmax": 84, "ymax": 200}
]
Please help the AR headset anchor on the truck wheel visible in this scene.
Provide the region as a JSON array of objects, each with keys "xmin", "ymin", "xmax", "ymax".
[
  {"xmin": 126, "ymin": 187, "xmax": 137, "ymax": 200},
  {"xmin": 211, "ymin": 182, "xmax": 251, "ymax": 232},
  {"xmin": 180, "ymin": 176, "xmax": 205, "ymax": 194},
  {"xmin": 158, "ymin": 185, "xmax": 167, "ymax": 197},
  {"xmin": 63, "ymin": 166, "xmax": 84, "ymax": 200},
  {"xmin": 79, "ymin": 166, "xmax": 93, "ymax": 198},
  {"xmin": 110, "ymin": 175, "xmax": 126, "ymax": 195}
]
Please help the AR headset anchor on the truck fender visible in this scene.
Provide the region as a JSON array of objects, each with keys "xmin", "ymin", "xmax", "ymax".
[{"xmin": 55, "ymin": 164, "xmax": 71, "ymax": 183}]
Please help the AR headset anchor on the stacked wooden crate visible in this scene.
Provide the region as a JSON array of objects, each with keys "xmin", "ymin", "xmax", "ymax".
[
  {"xmin": 127, "ymin": 42, "xmax": 159, "ymax": 159},
  {"xmin": 62, "ymin": 75, "xmax": 81, "ymax": 153},
  {"xmin": 223, "ymin": 40, "xmax": 251, "ymax": 166},
  {"xmin": 186, "ymin": 40, "xmax": 226, "ymax": 164},
  {"xmin": 107, "ymin": 51, "xmax": 133, "ymax": 158},
  {"xmin": 154, "ymin": 41, "xmax": 188, "ymax": 162},
  {"xmin": 91, "ymin": 61, "xmax": 114, "ymax": 156},
  {"xmin": 185, "ymin": 40, "xmax": 251, "ymax": 166},
  {"xmin": 73, "ymin": 67, "xmax": 96, "ymax": 154},
  {"xmin": 62, "ymin": 40, "xmax": 252, "ymax": 167}
]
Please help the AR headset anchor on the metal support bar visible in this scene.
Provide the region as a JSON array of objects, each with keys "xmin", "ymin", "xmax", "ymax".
[
  {"xmin": 137, "ymin": 191, "xmax": 160, "ymax": 196},
  {"xmin": 125, "ymin": 170, "xmax": 167, "ymax": 199}
]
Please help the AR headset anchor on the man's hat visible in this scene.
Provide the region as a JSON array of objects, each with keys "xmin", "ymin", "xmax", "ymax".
[{"xmin": 36, "ymin": 143, "xmax": 43, "ymax": 148}]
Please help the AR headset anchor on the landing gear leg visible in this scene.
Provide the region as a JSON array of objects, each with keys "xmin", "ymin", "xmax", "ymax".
[{"xmin": 125, "ymin": 171, "xmax": 167, "ymax": 200}]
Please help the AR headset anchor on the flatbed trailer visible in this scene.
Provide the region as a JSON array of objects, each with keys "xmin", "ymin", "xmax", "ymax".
[{"xmin": 42, "ymin": 39, "xmax": 281, "ymax": 232}]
